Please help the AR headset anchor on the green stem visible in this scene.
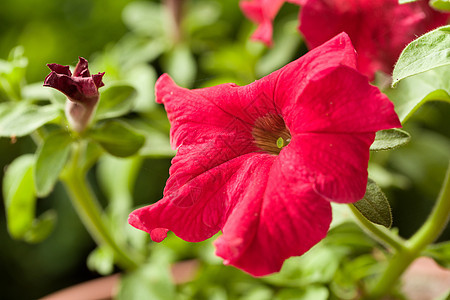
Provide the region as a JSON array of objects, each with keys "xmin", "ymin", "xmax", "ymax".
[
  {"xmin": 367, "ymin": 162, "xmax": 450, "ymax": 299},
  {"xmin": 349, "ymin": 204, "xmax": 405, "ymax": 252},
  {"xmin": 60, "ymin": 142, "xmax": 138, "ymax": 271}
]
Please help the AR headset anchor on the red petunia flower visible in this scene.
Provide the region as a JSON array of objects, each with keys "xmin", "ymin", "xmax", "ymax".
[
  {"xmin": 298, "ymin": 0, "xmax": 449, "ymax": 80},
  {"xmin": 240, "ymin": 0, "xmax": 303, "ymax": 46},
  {"xmin": 128, "ymin": 33, "xmax": 401, "ymax": 276},
  {"xmin": 44, "ymin": 57, "xmax": 105, "ymax": 132}
]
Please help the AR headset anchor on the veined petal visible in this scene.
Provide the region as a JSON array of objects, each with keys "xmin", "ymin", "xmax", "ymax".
[
  {"xmin": 155, "ymin": 74, "xmax": 251, "ymax": 149},
  {"xmin": 215, "ymin": 154, "xmax": 331, "ymax": 276},
  {"xmin": 285, "ymin": 65, "xmax": 401, "ymax": 134},
  {"xmin": 286, "ymin": 134, "xmax": 375, "ymax": 203},
  {"xmin": 129, "ymin": 153, "xmax": 275, "ymax": 243},
  {"xmin": 271, "ymin": 32, "xmax": 357, "ymax": 111}
]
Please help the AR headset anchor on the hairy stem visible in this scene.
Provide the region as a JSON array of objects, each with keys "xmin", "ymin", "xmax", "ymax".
[
  {"xmin": 367, "ymin": 162, "xmax": 450, "ymax": 299},
  {"xmin": 349, "ymin": 204, "xmax": 405, "ymax": 252}
]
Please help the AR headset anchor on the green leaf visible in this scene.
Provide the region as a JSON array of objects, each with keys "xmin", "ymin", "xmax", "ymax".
[
  {"xmin": 392, "ymin": 25, "xmax": 450, "ymax": 86},
  {"xmin": 424, "ymin": 242, "xmax": 450, "ymax": 268},
  {"xmin": 370, "ymin": 128, "xmax": 411, "ymax": 151},
  {"xmin": 256, "ymin": 17, "xmax": 300, "ymax": 76},
  {"xmin": 95, "ymin": 84, "xmax": 136, "ymax": 120},
  {"xmin": 23, "ymin": 210, "xmax": 57, "ymax": 243},
  {"xmin": 353, "ymin": 179, "xmax": 392, "ymax": 228},
  {"xmin": 275, "ymin": 286, "xmax": 328, "ymax": 300},
  {"xmin": 116, "ymin": 249, "xmax": 175, "ymax": 300},
  {"xmin": 2, "ymin": 154, "xmax": 36, "ymax": 239},
  {"xmin": 88, "ymin": 120, "xmax": 145, "ymax": 157},
  {"xmin": 385, "ymin": 64, "xmax": 450, "ymax": 123},
  {"xmin": 34, "ymin": 131, "xmax": 73, "ymax": 197},
  {"xmin": 0, "ymin": 102, "xmax": 61, "ymax": 137},
  {"xmin": 0, "ymin": 46, "xmax": 28, "ymax": 101},
  {"xmin": 430, "ymin": 0, "xmax": 450, "ymax": 11},
  {"xmin": 122, "ymin": 1, "xmax": 165, "ymax": 37},
  {"xmin": 126, "ymin": 64, "xmax": 157, "ymax": 113},
  {"xmin": 163, "ymin": 44, "xmax": 197, "ymax": 88},
  {"xmin": 87, "ymin": 246, "xmax": 115, "ymax": 275}
]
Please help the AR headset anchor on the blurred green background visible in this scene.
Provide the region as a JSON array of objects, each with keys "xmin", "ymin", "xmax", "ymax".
[{"xmin": 0, "ymin": 0, "xmax": 448, "ymax": 299}]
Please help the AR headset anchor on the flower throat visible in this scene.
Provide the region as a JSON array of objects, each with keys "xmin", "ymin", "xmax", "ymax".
[{"xmin": 252, "ymin": 114, "xmax": 291, "ymax": 155}]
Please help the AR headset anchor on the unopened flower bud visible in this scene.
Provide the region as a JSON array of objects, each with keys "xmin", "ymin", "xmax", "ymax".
[{"xmin": 44, "ymin": 57, "xmax": 104, "ymax": 132}]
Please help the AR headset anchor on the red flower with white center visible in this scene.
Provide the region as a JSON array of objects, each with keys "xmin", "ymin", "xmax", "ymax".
[
  {"xmin": 240, "ymin": 0, "xmax": 303, "ymax": 46},
  {"xmin": 129, "ymin": 33, "xmax": 401, "ymax": 276},
  {"xmin": 298, "ymin": 0, "xmax": 449, "ymax": 80},
  {"xmin": 44, "ymin": 57, "xmax": 105, "ymax": 132}
]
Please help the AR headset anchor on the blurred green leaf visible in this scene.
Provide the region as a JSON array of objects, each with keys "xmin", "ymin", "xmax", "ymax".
[
  {"xmin": 95, "ymin": 84, "xmax": 136, "ymax": 120},
  {"xmin": 275, "ymin": 286, "xmax": 328, "ymax": 300},
  {"xmin": 0, "ymin": 101, "xmax": 61, "ymax": 137},
  {"xmin": 117, "ymin": 249, "xmax": 176, "ymax": 300},
  {"xmin": 163, "ymin": 44, "xmax": 197, "ymax": 88},
  {"xmin": 126, "ymin": 64, "xmax": 157, "ymax": 113},
  {"xmin": 3, "ymin": 154, "xmax": 57, "ymax": 243},
  {"xmin": 370, "ymin": 128, "xmax": 411, "ymax": 151},
  {"xmin": 256, "ymin": 18, "xmax": 300, "ymax": 76},
  {"xmin": 88, "ymin": 120, "xmax": 145, "ymax": 157},
  {"xmin": 87, "ymin": 246, "xmax": 115, "ymax": 275},
  {"xmin": 23, "ymin": 210, "xmax": 57, "ymax": 244},
  {"xmin": 424, "ymin": 242, "xmax": 450, "ymax": 268},
  {"xmin": 325, "ymin": 222, "xmax": 376, "ymax": 251},
  {"xmin": 430, "ymin": 0, "xmax": 450, "ymax": 11},
  {"xmin": 240, "ymin": 287, "xmax": 273, "ymax": 300},
  {"xmin": 385, "ymin": 65, "xmax": 450, "ymax": 123},
  {"xmin": 79, "ymin": 141, "xmax": 103, "ymax": 173},
  {"xmin": 34, "ymin": 130, "xmax": 72, "ymax": 197},
  {"xmin": 353, "ymin": 179, "xmax": 392, "ymax": 228},
  {"xmin": 0, "ymin": 46, "xmax": 28, "ymax": 101},
  {"xmin": 122, "ymin": 1, "xmax": 165, "ymax": 37},
  {"xmin": 97, "ymin": 155, "xmax": 142, "ymax": 246},
  {"xmin": 2, "ymin": 154, "xmax": 36, "ymax": 239},
  {"xmin": 392, "ymin": 25, "xmax": 450, "ymax": 86}
]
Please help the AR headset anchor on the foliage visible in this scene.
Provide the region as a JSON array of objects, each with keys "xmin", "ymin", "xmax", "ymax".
[{"xmin": 0, "ymin": 0, "xmax": 449, "ymax": 299}]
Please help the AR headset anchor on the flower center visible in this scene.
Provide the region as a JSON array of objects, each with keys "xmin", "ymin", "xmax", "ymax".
[{"xmin": 252, "ymin": 114, "xmax": 291, "ymax": 155}]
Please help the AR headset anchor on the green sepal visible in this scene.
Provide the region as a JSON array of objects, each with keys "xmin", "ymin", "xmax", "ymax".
[
  {"xmin": 392, "ymin": 25, "xmax": 450, "ymax": 86},
  {"xmin": 0, "ymin": 102, "xmax": 61, "ymax": 137},
  {"xmin": 430, "ymin": 0, "xmax": 450, "ymax": 11},
  {"xmin": 88, "ymin": 120, "xmax": 145, "ymax": 157},
  {"xmin": 352, "ymin": 179, "xmax": 392, "ymax": 228},
  {"xmin": 423, "ymin": 241, "xmax": 450, "ymax": 269},
  {"xmin": 34, "ymin": 130, "xmax": 73, "ymax": 197},
  {"xmin": 95, "ymin": 84, "xmax": 136, "ymax": 120},
  {"xmin": 370, "ymin": 128, "xmax": 411, "ymax": 151}
]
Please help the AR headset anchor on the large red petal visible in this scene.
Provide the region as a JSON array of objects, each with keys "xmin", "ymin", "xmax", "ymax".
[
  {"xmin": 129, "ymin": 153, "xmax": 275, "ymax": 243},
  {"xmin": 215, "ymin": 153, "xmax": 332, "ymax": 276},
  {"xmin": 271, "ymin": 32, "xmax": 357, "ymax": 111},
  {"xmin": 286, "ymin": 134, "xmax": 375, "ymax": 203},
  {"xmin": 285, "ymin": 65, "xmax": 400, "ymax": 134}
]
